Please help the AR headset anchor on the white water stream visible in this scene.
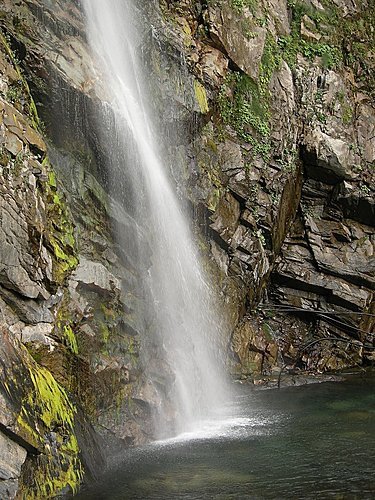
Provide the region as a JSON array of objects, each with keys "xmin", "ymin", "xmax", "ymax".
[{"xmin": 82, "ymin": 0, "xmax": 229, "ymax": 435}]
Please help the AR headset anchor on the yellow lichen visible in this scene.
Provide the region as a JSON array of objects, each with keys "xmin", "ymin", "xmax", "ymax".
[
  {"xmin": 181, "ymin": 18, "xmax": 192, "ymax": 47},
  {"xmin": 194, "ymin": 80, "xmax": 209, "ymax": 114}
]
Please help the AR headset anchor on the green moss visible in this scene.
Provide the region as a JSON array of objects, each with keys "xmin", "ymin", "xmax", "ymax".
[
  {"xmin": 39, "ymin": 166, "xmax": 78, "ymax": 284},
  {"xmin": 55, "ymin": 292, "xmax": 80, "ymax": 356},
  {"xmin": 1, "ymin": 350, "xmax": 83, "ymax": 498},
  {"xmin": 48, "ymin": 170, "xmax": 57, "ymax": 188},
  {"xmin": 100, "ymin": 321, "xmax": 110, "ymax": 344},
  {"xmin": 22, "ymin": 366, "xmax": 83, "ymax": 497},
  {"xmin": 230, "ymin": 0, "xmax": 257, "ymax": 14},
  {"xmin": 49, "ymin": 236, "xmax": 78, "ymax": 281},
  {"xmin": 53, "ymin": 192, "xmax": 61, "ymax": 205},
  {"xmin": 17, "ymin": 414, "xmax": 40, "ymax": 449},
  {"xmin": 63, "ymin": 325, "xmax": 79, "ymax": 355},
  {"xmin": 23, "ymin": 439, "xmax": 82, "ymax": 499},
  {"xmin": 0, "ymin": 146, "xmax": 11, "ymax": 167},
  {"xmin": 181, "ymin": 18, "xmax": 193, "ymax": 47},
  {"xmin": 50, "ymin": 239, "xmax": 68, "ymax": 261},
  {"xmin": 26, "ymin": 365, "xmax": 75, "ymax": 428},
  {"xmin": 342, "ymin": 106, "xmax": 353, "ymax": 124}
]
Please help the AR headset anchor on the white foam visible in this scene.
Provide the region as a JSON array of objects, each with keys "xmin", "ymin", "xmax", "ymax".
[{"xmin": 153, "ymin": 413, "xmax": 281, "ymax": 446}]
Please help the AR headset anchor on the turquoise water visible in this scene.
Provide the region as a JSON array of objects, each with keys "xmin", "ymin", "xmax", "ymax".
[{"xmin": 78, "ymin": 375, "xmax": 375, "ymax": 499}]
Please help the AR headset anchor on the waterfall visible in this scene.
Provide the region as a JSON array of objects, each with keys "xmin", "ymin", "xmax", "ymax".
[{"xmin": 82, "ymin": 0, "xmax": 229, "ymax": 436}]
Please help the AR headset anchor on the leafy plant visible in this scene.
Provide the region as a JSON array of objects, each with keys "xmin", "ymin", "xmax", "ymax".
[
  {"xmin": 218, "ymin": 35, "xmax": 280, "ymax": 160},
  {"xmin": 230, "ymin": 0, "xmax": 257, "ymax": 14}
]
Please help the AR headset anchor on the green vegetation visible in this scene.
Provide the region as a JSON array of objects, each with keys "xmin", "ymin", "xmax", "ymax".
[
  {"xmin": 5, "ymin": 80, "xmax": 23, "ymax": 103},
  {"xmin": 39, "ymin": 158, "xmax": 78, "ymax": 284},
  {"xmin": 1, "ymin": 348, "xmax": 83, "ymax": 498},
  {"xmin": 230, "ymin": 0, "xmax": 257, "ymax": 14},
  {"xmin": 279, "ymin": 0, "xmax": 374, "ymax": 82},
  {"xmin": 229, "ymin": 0, "xmax": 370, "ymax": 73},
  {"xmin": 359, "ymin": 184, "xmax": 370, "ymax": 196},
  {"xmin": 342, "ymin": 106, "xmax": 353, "ymax": 125},
  {"xmin": 338, "ymin": 9, "xmax": 375, "ymax": 91},
  {"xmin": 0, "ymin": 31, "xmax": 78, "ymax": 283},
  {"xmin": 55, "ymin": 292, "xmax": 80, "ymax": 355},
  {"xmin": 279, "ymin": 36, "xmax": 341, "ymax": 70},
  {"xmin": 0, "ymin": 30, "xmax": 41, "ymax": 129},
  {"xmin": 63, "ymin": 325, "xmax": 79, "ymax": 354},
  {"xmin": 218, "ymin": 0, "xmax": 374, "ymax": 157},
  {"xmin": 277, "ymin": 1, "xmax": 341, "ymax": 69},
  {"xmin": 218, "ymin": 35, "xmax": 280, "ymax": 160},
  {"xmin": 218, "ymin": 72, "xmax": 270, "ymax": 138},
  {"xmin": 20, "ymin": 364, "xmax": 83, "ymax": 498}
]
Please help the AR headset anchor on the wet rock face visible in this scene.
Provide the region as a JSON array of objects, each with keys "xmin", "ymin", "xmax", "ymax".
[
  {"xmin": 0, "ymin": 431, "xmax": 27, "ymax": 499},
  {"xmin": 0, "ymin": 0, "xmax": 373, "ymax": 496},
  {"xmin": 153, "ymin": 0, "xmax": 374, "ymax": 372},
  {"xmin": 0, "ymin": 1, "xmax": 164, "ymax": 496},
  {"xmin": 0, "ymin": 23, "xmax": 92, "ymax": 497},
  {"xmin": 207, "ymin": 3, "xmax": 267, "ymax": 80}
]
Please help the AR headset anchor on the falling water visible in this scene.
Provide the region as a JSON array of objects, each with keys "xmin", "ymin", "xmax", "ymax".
[{"xmin": 82, "ymin": 0, "xmax": 229, "ymax": 435}]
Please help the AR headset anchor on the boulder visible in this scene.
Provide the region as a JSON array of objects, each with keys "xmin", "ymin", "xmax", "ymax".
[
  {"xmin": 210, "ymin": 192, "xmax": 240, "ymax": 246},
  {"xmin": 208, "ymin": 3, "xmax": 266, "ymax": 80},
  {"xmin": 73, "ymin": 257, "xmax": 121, "ymax": 293},
  {"xmin": 0, "ymin": 431, "xmax": 27, "ymax": 481},
  {"xmin": 303, "ymin": 129, "xmax": 356, "ymax": 183}
]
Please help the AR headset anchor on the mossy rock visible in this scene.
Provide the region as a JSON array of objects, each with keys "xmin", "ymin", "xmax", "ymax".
[{"xmin": 0, "ymin": 336, "xmax": 83, "ymax": 498}]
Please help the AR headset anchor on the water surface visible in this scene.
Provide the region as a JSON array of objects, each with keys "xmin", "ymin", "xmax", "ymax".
[{"xmin": 78, "ymin": 375, "xmax": 375, "ymax": 499}]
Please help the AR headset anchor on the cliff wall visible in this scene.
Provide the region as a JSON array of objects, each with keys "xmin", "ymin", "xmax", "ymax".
[{"xmin": 0, "ymin": 0, "xmax": 373, "ymax": 497}]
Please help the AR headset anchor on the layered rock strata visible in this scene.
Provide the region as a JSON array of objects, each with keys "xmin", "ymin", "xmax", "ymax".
[{"xmin": 0, "ymin": 0, "xmax": 373, "ymax": 496}]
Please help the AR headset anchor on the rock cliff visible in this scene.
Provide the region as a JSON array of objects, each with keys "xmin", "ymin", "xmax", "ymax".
[{"xmin": 0, "ymin": 0, "xmax": 373, "ymax": 497}]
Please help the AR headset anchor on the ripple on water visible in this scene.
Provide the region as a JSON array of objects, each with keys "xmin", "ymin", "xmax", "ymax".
[{"xmin": 77, "ymin": 376, "xmax": 375, "ymax": 500}]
